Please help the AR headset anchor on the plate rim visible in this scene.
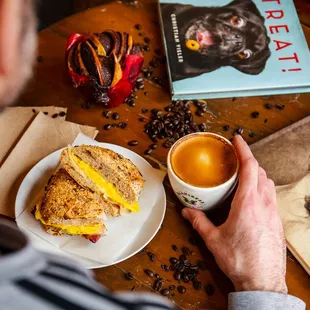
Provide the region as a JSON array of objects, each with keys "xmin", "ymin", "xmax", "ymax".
[{"xmin": 15, "ymin": 143, "xmax": 166, "ymax": 269}]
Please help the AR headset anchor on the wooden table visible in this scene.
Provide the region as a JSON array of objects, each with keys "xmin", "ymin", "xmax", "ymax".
[{"xmin": 18, "ymin": 1, "xmax": 310, "ymax": 309}]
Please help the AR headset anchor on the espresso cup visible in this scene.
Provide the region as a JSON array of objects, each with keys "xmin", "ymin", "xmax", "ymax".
[{"xmin": 167, "ymin": 132, "xmax": 239, "ymax": 211}]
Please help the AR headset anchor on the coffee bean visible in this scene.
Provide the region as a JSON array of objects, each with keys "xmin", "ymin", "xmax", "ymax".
[
  {"xmin": 103, "ymin": 124, "xmax": 112, "ymax": 130},
  {"xmin": 179, "ymin": 254, "xmax": 186, "ymax": 262},
  {"xmin": 125, "ymin": 272, "xmax": 133, "ymax": 280},
  {"xmin": 102, "ymin": 111, "xmax": 110, "ymax": 119},
  {"xmin": 264, "ymin": 103, "xmax": 273, "ymax": 109},
  {"xmin": 59, "ymin": 111, "xmax": 66, "ymax": 117},
  {"xmin": 168, "ymin": 285, "xmax": 175, "ymax": 291},
  {"xmin": 149, "ymin": 143, "xmax": 157, "ymax": 150},
  {"xmin": 143, "ymin": 36, "xmax": 150, "ymax": 44},
  {"xmin": 139, "ymin": 117, "xmax": 148, "ymax": 123},
  {"xmin": 161, "ymin": 289, "xmax": 170, "ymax": 296},
  {"xmin": 155, "ymin": 274, "xmax": 160, "ymax": 279},
  {"xmin": 136, "ymin": 77, "xmax": 143, "ymax": 83},
  {"xmin": 196, "ymin": 110, "xmax": 204, "ymax": 117},
  {"xmin": 188, "ymin": 237, "xmax": 198, "ymax": 245},
  {"xmin": 112, "ymin": 112, "xmax": 120, "ymax": 120},
  {"xmin": 143, "ymin": 70, "xmax": 152, "ymax": 78},
  {"xmin": 251, "ymin": 111, "xmax": 260, "ymax": 118},
  {"xmin": 169, "ymin": 257, "xmax": 178, "ymax": 264},
  {"xmin": 134, "ymin": 24, "xmax": 142, "ymax": 30},
  {"xmin": 37, "ymin": 55, "xmax": 44, "ymax": 63},
  {"xmin": 32, "ymin": 109, "xmax": 36, "ymax": 113},
  {"xmin": 52, "ymin": 113, "xmax": 59, "ymax": 118},
  {"xmin": 232, "ymin": 97, "xmax": 237, "ymax": 101},
  {"xmin": 193, "ymin": 100, "xmax": 201, "ymax": 108},
  {"xmin": 143, "ymin": 45, "xmax": 150, "ymax": 52},
  {"xmin": 137, "ymin": 83, "xmax": 144, "ymax": 90},
  {"xmin": 193, "ymin": 280, "xmax": 202, "ymax": 290},
  {"xmin": 264, "ymin": 118, "xmax": 268, "ymax": 123},
  {"xmin": 144, "ymin": 149, "xmax": 153, "ymax": 155},
  {"xmin": 206, "ymin": 284, "xmax": 215, "ymax": 296},
  {"xmin": 174, "ymin": 271, "xmax": 182, "ymax": 282},
  {"xmin": 161, "ymin": 264, "xmax": 167, "ymax": 270},
  {"xmin": 144, "ymin": 92, "xmax": 149, "ymax": 96},
  {"xmin": 236, "ymin": 127, "xmax": 244, "ymax": 135},
  {"xmin": 198, "ymin": 123, "xmax": 206, "ymax": 132},
  {"xmin": 118, "ymin": 122, "xmax": 127, "ymax": 129},
  {"xmin": 128, "ymin": 140, "xmax": 138, "ymax": 146},
  {"xmin": 148, "ymin": 252, "xmax": 156, "ymax": 262},
  {"xmin": 43, "ymin": 112, "xmax": 48, "ymax": 115},
  {"xmin": 153, "ymin": 279, "xmax": 163, "ymax": 291},
  {"xmin": 138, "ymin": 32, "xmax": 143, "ymax": 36},
  {"xmin": 223, "ymin": 125, "xmax": 230, "ymax": 132},
  {"xmin": 249, "ymin": 132, "xmax": 255, "ymax": 138},
  {"xmin": 276, "ymin": 104, "xmax": 285, "ymax": 110},
  {"xmin": 142, "ymin": 108, "xmax": 148, "ymax": 113},
  {"xmin": 197, "ymin": 260, "xmax": 208, "ymax": 270},
  {"xmin": 182, "ymin": 247, "xmax": 191, "ymax": 255},
  {"xmin": 190, "ymin": 265, "xmax": 199, "ymax": 270},
  {"xmin": 177, "ymin": 264, "xmax": 185, "ymax": 273},
  {"xmin": 144, "ymin": 269, "xmax": 154, "ymax": 277},
  {"xmin": 177, "ymin": 286, "xmax": 186, "ymax": 294}
]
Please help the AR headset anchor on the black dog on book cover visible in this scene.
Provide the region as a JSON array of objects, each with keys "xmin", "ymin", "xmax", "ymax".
[{"xmin": 161, "ymin": 0, "xmax": 271, "ymax": 81}]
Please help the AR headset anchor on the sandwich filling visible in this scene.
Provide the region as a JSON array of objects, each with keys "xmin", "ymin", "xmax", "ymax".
[
  {"xmin": 35, "ymin": 204, "xmax": 103, "ymax": 235},
  {"xmin": 71, "ymin": 153, "xmax": 140, "ymax": 212}
]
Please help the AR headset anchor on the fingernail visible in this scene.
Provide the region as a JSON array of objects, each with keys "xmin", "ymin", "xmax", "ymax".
[{"xmin": 182, "ymin": 208, "xmax": 189, "ymax": 220}]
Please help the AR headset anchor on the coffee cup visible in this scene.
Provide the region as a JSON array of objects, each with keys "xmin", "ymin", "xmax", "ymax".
[{"xmin": 167, "ymin": 132, "xmax": 239, "ymax": 211}]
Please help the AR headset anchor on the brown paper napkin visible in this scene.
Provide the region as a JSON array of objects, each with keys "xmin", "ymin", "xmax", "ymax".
[
  {"xmin": 0, "ymin": 106, "xmax": 67, "ymax": 166},
  {"xmin": 250, "ymin": 115, "xmax": 310, "ymax": 275},
  {"xmin": 0, "ymin": 112, "xmax": 98, "ymax": 218}
]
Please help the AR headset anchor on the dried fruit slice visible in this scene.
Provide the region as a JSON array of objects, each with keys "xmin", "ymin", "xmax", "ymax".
[
  {"xmin": 114, "ymin": 31, "xmax": 122, "ymax": 59},
  {"xmin": 80, "ymin": 41, "xmax": 104, "ymax": 86},
  {"xmin": 67, "ymin": 44, "xmax": 80, "ymax": 74},
  {"xmin": 111, "ymin": 54, "xmax": 122, "ymax": 87},
  {"xmin": 76, "ymin": 42, "xmax": 89, "ymax": 76},
  {"xmin": 127, "ymin": 34, "xmax": 133, "ymax": 55},
  {"xmin": 88, "ymin": 33, "xmax": 106, "ymax": 56},
  {"xmin": 97, "ymin": 30, "xmax": 115, "ymax": 56},
  {"xmin": 100, "ymin": 55, "xmax": 114, "ymax": 87}
]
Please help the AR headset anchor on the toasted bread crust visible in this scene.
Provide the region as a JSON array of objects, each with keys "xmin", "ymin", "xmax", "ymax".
[
  {"xmin": 39, "ymin": 169, "xmax": 106, "ymax": 225},
  {"xmin": 60, "ymin": 146, "xmax": 144, "ymax": 204}
]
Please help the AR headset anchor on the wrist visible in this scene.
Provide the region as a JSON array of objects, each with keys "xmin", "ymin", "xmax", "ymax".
[{"xmin": 233, "ymin": 278, "xmax": 288, "ymax": 294}]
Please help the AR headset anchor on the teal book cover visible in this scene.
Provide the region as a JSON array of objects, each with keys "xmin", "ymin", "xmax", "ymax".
[{"xmin": 158, "ymin": 0, "xmax": 310, "ymax": 100}]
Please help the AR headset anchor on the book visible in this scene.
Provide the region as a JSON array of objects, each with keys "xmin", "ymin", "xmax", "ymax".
[{"xmin": 158, "ymin": 0, "xmax": 310, "ymax": 100}]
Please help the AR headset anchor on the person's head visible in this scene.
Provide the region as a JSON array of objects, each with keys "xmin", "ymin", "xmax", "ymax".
[{"xmin": 0, "ymin": 0, "xmax": 37, "ymax": 108}]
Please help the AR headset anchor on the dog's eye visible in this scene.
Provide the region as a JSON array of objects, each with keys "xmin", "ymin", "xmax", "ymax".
[
  {"xmin": 231, "ymin": 16, "xmax": 245, "ymax": 27},
  {"xmin": 238, "ymin": 49, "xmax": 252, "ymax": 59}
]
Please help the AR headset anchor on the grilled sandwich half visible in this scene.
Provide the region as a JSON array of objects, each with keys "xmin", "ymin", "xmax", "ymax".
[
  {"xmin": 34, "ymin": 168, "xmax": 107, "ymax": 243},
  {"xmin": 60, "ymin": 145, "xmax": 144, "ymax": 214}
]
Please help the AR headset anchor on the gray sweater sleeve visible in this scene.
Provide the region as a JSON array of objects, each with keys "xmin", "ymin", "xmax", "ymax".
[{"xmin": 228, "ymin": 292, "xmax": 306, "ymax": 310}]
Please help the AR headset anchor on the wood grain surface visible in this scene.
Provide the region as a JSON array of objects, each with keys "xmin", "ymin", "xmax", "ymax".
[{"xmin": 16, "ymin": 0, "xmax": 310, "ymax": 309}]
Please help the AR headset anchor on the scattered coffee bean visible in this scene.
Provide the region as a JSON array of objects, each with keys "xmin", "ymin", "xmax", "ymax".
[
  {"xmin": 37, "ymin": 56, "xmax": 44, "ymax": 63},
  {"xmin": 102, "ymin": 111, "xmax": 111, "ymax": 119},
  {"xmin": 155, "ymin": 274, "xmax": 160, "ymax": 278},
  {"xmin": 103, "ymin": 124, "xmax": 112, "ymax": 130},
  {"xmin": 174, "ymin": 271, "xmax": 182, "ymax": 282},
  {"xmin": 148, "ymin": 252, "xmax": 156, "ymax": 262},
  {"xmin": 168, "ymin": 285, "xmax": 175, "ymax": 291},
  {"xmin": 223, "ymin": 125, "xmax": 230, "ymax": 132},
  {"xmin": 188, "ymin": 237, "xmax": 198, "ymax": 246},
  {"xmin": 251, "ymin": 111, "xmax": 260, "ymax": 118},
  {"xmin": 179, "ymin": 254, "xmax": 186, "ymax": 262},
  {"xmin": 264, "ymin": 103, "xmax": 273, "ymax": 109},
  {"xmin": 149, "ymin": 143, "xmax": 157, "ymax": 150},
  {"xmin": 139, "ymin": 117, "xmax": 147, "ymax": 122},
  {"xmin": 232, "ymin": 97, "xmax": 237, "ymax": 101},
  {"xmin": 161, "ymin": 264, "xmax": 167, "ymax": 270},
  {"xmin": 141, "ymin": 108, "xmax": 148, "ymax": 113},
  {"xmin": 125, "ymin": 272, "xmax": 134, "ymax": 280},
  {"xmin": 134, "ymin": 24, "xmax": 142, "ymax": 30},
  {"xmin": 52, "ymin": 113, "xmax": 59, "ymax": 118},
  {"xmin": 143, "ymin": 70, "xmax": 152, "ymax": 78},
  {"xmin": 236, "ymin": 127, "xmax": 244, "ymax": 135},
  {"xmin": 118, "ymin": 122, "xmax": 128, "ymax": 129},
  {"xmin": 136, "ymin": 77, "xmax": 143, "ymax": 83},
  {"xmin": 196, "ymin": 110, "xmax": 204, "ymax": 117},
  {"xmin": 177, "ymin": 286, "xmax": 186, "ymax": 294},
  {"xmin": 32, "ymin": 109, "xmax": 36, "ymax": 113},
  {"xmin": 138, "ymin": 32, "xmax": 143, "ymax": 36},
  {"xmin": 172, "ymin": 245, "xmax": 178, "ymax": 251},
  {"xmin": 43, "ymin": 112, "xmax": 48, "ymax": 115},
  {"xmin": 182, "ymin": 247, "xmax": 191, "ymax": 255},
  {"xmin": 144, "ymin": 37, "xmax": 150, "ymax": 44},
  {"xmin": 144, "ymin": 149, "xmax": 153, "ymax": 155},
  {"xmin": 206, "ymin": 284, "xmax": 215, "ymax": 296},
  {"xmin": 264, "ymin": 118, "xmax": 268, "ymax": 123},
  {"xmin": 161, "ymin": 289, "xmax": 170, "ymax": 296},
  {"xmin": 193, "ymin": 280, "xmax": 202, "ymax": 290},
  {"xmin": 129, "ymin": 101, "xmax": 136, "ymax": 107},
  {"xmin": 276, "ymin": 104, "xmax": 285, "ymax": 110},
  {"xmin": 131, "ymin": 286, "xmax": 136, "ymax": 291},
  {"xmin": 169, "ymin": 257, "xmax": 178, "ymax": 264},
  {"xmin": 128, "ymin": 140, "xmax": 139, "ymax": 146},
  {"xmin": 59, "ymin": 111, "xmax": 66, "ymax": 117},
  {"xmin": 144, "ymin": 269, "xmax": 154, "ymax": 277},
  {"xmin": 112, "ymin": 112, "xmax": 120, "ymax": 120},
  {"xmin": 198, "ymin": 123, "xmax": 207, "ymax": 132},
  {"xmin": 153, "ymin": 279, "xmax": 163, "ymax": 291},
  {"xmin": 137, "ymin": 83, "xmax": 144, "ymax": 90},
  {"xmin": 144, "ymin": 92, "xmax": 149, "ymax": 96},
  {"xmin": 249, "ymin": 132, "xmax": 255, "ymax": 138},
  {"xmin": 143, "ymin": 45, "xmax": 150, "ymax": 52}
]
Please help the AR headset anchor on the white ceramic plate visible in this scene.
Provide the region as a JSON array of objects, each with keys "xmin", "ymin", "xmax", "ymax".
[{"xmin": 15, "ymin": 137, "xmax": 166, "ymax": 269}]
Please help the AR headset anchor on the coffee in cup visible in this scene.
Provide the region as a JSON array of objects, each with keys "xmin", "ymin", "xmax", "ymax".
[{"xmin": 167, "ymin": 133, "xmax": 239, "ymax": 211}]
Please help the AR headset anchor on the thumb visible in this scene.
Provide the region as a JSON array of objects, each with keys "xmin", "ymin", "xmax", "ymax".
[{"xmin": 182, "ymin": 208, "xmax": 219, "ymax": 247}]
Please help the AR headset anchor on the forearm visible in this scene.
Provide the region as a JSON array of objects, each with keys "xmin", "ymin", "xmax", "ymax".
[{"xmin": 228, "ymin": 291, "xmax": 306, "ymax": 310}]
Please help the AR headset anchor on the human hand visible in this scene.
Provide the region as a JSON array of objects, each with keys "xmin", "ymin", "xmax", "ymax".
[{"xmin": 182, "ymin": 135, "xmax": 287, "ymax": 294}]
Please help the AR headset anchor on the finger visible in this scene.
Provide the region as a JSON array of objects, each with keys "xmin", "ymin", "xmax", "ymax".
[
  {"xmin": 258, "ymin": 167, "xmax": 267, "ymax": 193},
  {"xmin": 182, "ymin": 208, "xmax": 219, "ymax": 247},
  {"xmin": 233, "ymin": 135, "xmax": 259, "ymax": 196}
]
